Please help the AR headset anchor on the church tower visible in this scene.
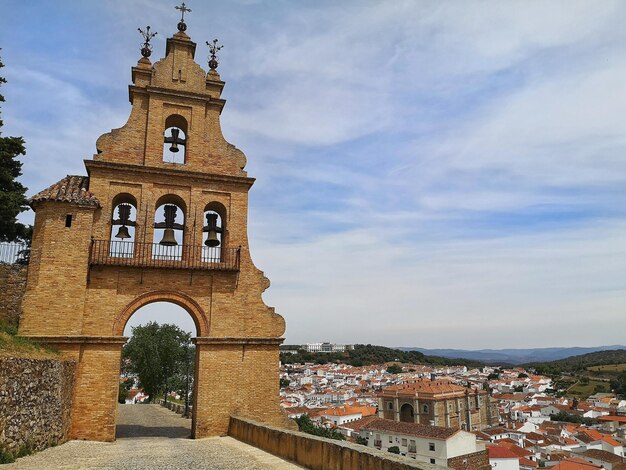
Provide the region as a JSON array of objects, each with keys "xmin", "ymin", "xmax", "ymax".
[{"xmin": 20, "ymin": 9, "xmax": 291, "ymax": 440}]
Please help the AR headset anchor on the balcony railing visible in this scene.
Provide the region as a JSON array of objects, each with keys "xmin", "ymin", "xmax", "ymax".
[
  {"xmin": 0, "ymin": 242, "xmax": 30, "ymax": 265},
  {"xmin": 89, "ymin": 239, "xmax": 240, "ymax": 271}
]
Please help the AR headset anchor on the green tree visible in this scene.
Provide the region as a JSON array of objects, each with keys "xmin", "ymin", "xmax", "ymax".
[
  {"xmin": 122, "ymin": 322, "xmax": 191, "ymax": 401},
  {"xmin": 0, "ymin": 55, "xmax": 29, "ymax": 242},
  {"xmin": 611, "ymin": 372, "xmax": 626, "ymax": 397},
  {"xmin": 387, "ymin": 364, "xmax": 403, "ymax": 374},
  {"xmin": 279, "ymin": 378, "xmax": 290, "ymax": 388},
  {"xmin": 293, "ymin": 414, "xmax": 346, "ymax": 441},
  {"xmin": 388, "ymin": 446, "xmax": 400, "ymax": 454}
]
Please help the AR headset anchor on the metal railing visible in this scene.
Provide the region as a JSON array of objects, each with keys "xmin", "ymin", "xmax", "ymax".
[
  {"xmin": 89, "ymin": 239, "xmax": 240, "ymax": 271},
  {"xmin": 0, "ymin": 242, "xmax": 30, "ymax": 265}
]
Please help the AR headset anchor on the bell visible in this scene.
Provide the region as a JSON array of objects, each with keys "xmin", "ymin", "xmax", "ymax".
[
  {"xmin": 159, "ymin": 228, "xmax": 178, "ymax": 246},
  {"xmin": 115, "ymin": 225, "xmax": 131, "ymax": 239},
  {"xmin": 168, "ymin": 128, "xmax": 180, "ymax": 153},
  {"xmin": 205, "ymin": 230, "xmax": 220, "ymax": 247}
]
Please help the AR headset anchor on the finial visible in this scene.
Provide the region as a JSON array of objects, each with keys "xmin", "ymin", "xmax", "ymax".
[
  {"xmin": 138, "ymin": 26, "xmax": 158, "ymax": 58},
  {"xmin": 206, "ymin": 39, "xmax": 223, "ymax": 70},
  {"xmin": 175, "ymin": 2, "xmax": 192, "ymax": 32}
]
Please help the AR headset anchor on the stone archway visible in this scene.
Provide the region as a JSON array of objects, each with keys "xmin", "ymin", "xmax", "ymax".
[
  {"xmin": 400, "ymin": 403, "xmax": 414, "ymax": 423},
  {"xmin": 113, "ymin": 290, "xmax": 210, "ymax": 337}
]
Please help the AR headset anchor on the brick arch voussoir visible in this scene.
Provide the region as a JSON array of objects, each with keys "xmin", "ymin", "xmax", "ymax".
[{"xmin": 113, "ymin": 290, "xmax": 209, "ymax": 336}]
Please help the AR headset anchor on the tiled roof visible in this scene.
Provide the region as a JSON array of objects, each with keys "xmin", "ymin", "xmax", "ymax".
[
  {"xmin": 581, "ymin": 449, "xmax": 625, "ymax": 464},
  {"xmin": 487, "ymin": 446, "xmax": 519, "ymax": 459},
  {"xmin": 29, "ymin": 175, "xmax": 100, "ymax": 207},
  {"xmin": 361, "ymin": 418, "xmax": 459, "ymax": 440},
  {"xmin": 380, "ymin": 379, "xmax": 478, "ymax": 397}
]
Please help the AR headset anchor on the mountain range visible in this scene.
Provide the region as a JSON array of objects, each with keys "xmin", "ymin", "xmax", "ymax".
[{"xmin": 400, "ymin": 345, "xmax": 626, "ymax": 365}]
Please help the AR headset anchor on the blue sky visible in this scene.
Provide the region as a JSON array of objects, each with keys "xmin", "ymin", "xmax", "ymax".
[{"xmin": 2, "ymin": 1, "xmax": 626, "ymax": 349}]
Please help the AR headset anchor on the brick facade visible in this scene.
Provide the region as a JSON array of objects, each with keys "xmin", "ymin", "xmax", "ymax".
[
  {"xmin": 19, "ymin": 27, "xmax": 292, "ymax": 440},
  {"xmin": 378, "ymin": 380, "xmax": 494, "ymax": 431}
]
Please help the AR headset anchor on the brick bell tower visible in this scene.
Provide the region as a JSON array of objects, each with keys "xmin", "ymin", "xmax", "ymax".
[{"xmin": 19, "ymin": 11, "xmax": 292, "ymax": 440}]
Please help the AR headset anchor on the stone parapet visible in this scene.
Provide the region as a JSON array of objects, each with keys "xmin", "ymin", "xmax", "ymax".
[
  {"xmin": 0, "ymin": 357, "xmax": 76, "ymax": 455},
  {"xmin": 228, "ymin": 416, "xmax": 450, "ymax": 470}
]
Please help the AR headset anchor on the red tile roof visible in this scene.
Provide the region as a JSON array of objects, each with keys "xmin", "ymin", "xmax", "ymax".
[
  {"xmin": 361, "ymin": 418, "xmax": 459, "ymax": 440},
  {"xmin": 30, "ymin": 175, "xmax": 100, "ymax": 207}
]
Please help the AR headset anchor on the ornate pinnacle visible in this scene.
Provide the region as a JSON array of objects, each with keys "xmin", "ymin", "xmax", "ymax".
[
  {"xmin": 138, "ymin": 26, "xmax": 158, "ymax": 58},
  {"xmin": 175, "ymin": 2, "xmax": 192, "ymax": 32},
  {"xmin": 206, "ymin": 39, "xmax": 223, "ymax": 71}
]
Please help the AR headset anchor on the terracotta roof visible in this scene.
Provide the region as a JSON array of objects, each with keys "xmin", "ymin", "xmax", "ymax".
[
  {"xmin": 321, "ymin": 405, "xmax": 377, "ymax": 417},
  {"xmin": 380, "ymin": 379, "xmax": 481, "ymax": 397},
  {"xmin": 488, "ymin": 446, "xmax": 519, "ymax": 459},
  {"xmin": 361, "ymin": 418, "xmax": 459, "ymax": 440},
  {"xmin": 30, "ymin": 175, "xmax": 100, "ymax": 207},
  {"xmin": 552, "ymin": 459, "xmax": 603, "ymax": 469},
  {"xmin": 581, "ymin": 449, "xmax": 625, "ymax": 464},
  {"xmin": 338, "ymin": 415, "xmax": 379, "ymax": 432}
]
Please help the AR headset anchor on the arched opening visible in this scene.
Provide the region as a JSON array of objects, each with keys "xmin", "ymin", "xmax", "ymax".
[
  {"xmin": 109, "ymin": 193, "xmax": 138, "ymax": 257},
  {"xmin": 116, "ymin": 301, "xmax": 197, "ymax": 439},
  {"xmin": 202, "ymin": 202, "xmax": 227, "ymax": 262},
  {"xmin": 163, "ymin": 114, "xmax": 188, "ymax": 164},
  {"xmin": 153, "ymin": 195, "xmax": 186, "ymax": 260},
  {"xmin": 400, "ymin": 403, "xmax": 414, "ymax": 423}
]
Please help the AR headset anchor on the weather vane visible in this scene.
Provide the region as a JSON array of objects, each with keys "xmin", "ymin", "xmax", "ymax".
[
  {"xmin": 138, "ymin": 26, "xmax": 158, "ymax": 58},
  {"xmin": 206, "ymin": 39, "xmax": 223, "ymax": 71},
  {"xmin": 175, "ymin": 2, "xmax": 192, "ymax": 32}
]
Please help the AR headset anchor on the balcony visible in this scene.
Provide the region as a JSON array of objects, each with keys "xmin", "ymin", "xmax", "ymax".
[{"xmin": 89, "ymin": 239, "xmax": 240, "ymax": 272}]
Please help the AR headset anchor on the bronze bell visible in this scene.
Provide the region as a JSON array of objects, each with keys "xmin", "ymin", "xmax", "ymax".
[
  {"xmin": 204, "ymin": 213, "xmax": 221, "ymax": 247},
  {"xmin": 205, "ymin": 230, "xmax": 220, "ymax": 247},
  {"xmin": 165, "ymin": 128, "xmax": 185, "ymax": 153},
  {"xmin": 115, "ymin": 225, "xmax": 131, "ymax": 239},
  {"xmin": 159, "ymin": 228, "xmax": 178, "ymax": 246}
]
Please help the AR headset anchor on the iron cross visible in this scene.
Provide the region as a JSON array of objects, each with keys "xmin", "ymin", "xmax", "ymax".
[{"xmin": 175, "ymin": 2, "xmax": 192, "ymax": 22}]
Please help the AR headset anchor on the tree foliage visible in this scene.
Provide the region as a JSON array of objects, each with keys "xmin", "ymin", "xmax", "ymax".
[
  {"xmin": 610, "ymin": 373, "xmax": 626, "ymax": 397},
  {"xmin": 387, "ymin": 364, "xmax": 403, "ymax": 374},
  {"xmin": 280, "ymin": 344, "xmax": 483, "ymax": 368},
  {"xmin": 550, "ymin": 411, "xmax": 597, "ymax": 426},
  {"xmin": 293, "ymin": 414, "xmax": 345, "ymax": 441},
  {"xmin": 388, "ymin": 446, "xmax": 400, "ymax": 454},
  {"xmin": 0, "ymin": 55, "xmax": 29, "ymax": 242},
  {"xmin": 122, "ymin": 322, "xmax": 192, "ymax": 401},
  {"xmin": 526, "ymin": 350, "xmax": 626, "ymax": 374}
]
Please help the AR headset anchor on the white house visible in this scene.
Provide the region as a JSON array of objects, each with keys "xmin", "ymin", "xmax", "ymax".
[
  {"xmin": 359, "ymin": 418, "xmax": 484, "ymax": 468},
  {"xmin": 488, "ymin": 446, "xmax": 520, "ymax": 470}
]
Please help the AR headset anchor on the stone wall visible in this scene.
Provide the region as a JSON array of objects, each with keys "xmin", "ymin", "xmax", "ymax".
[
  {"xmin": 447, "ymin": 450, "xmax": 491, "ymax": 470},
  {"xmin": 0, "ymin": 357, "xmax": 76, "ymax": 455},
  {"xmin": 0, "ymin": 264, "xmax": 27, "ymax": 326},
  {"xmin": 228, "ymin": 416, "xmax": 450, "ymax": 470}
]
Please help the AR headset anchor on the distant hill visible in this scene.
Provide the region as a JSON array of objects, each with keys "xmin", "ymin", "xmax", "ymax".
[
  {"xmin": 400, "ymin": 345, "xmax": 626, "ymax": 365},
  {"xmin": 280, "ymin": 344, "xmax": 483, "ymax": 368},
  {"xmin": 524, "ymin": 349, "xmax": 626, "ymax": 373}
]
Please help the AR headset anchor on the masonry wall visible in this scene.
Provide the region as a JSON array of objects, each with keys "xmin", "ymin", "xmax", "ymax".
[
  {"xmin": 0, "ymin": 264, "xmax": 27, "ymax": 326},
  {"xmin": 228, "ymin": 416, "xmax": 451, "ymax": 470},
  {"xmin": 0, "ymin": 357, "xmax": 76, "ymax": 455},
  {"xmin": 447, "ymin": 450, "xmax": 491, "ymax": 470}
]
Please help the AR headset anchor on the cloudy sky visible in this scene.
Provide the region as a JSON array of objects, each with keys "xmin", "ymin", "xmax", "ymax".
[{"xmin": 2, "ymin": 1, "xmax": 625, "ymax": 349}]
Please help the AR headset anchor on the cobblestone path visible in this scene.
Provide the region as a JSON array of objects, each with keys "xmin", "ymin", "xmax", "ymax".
[{"xmin": 6, "ymin": 404, "xmax": 301, "ymax": 469}]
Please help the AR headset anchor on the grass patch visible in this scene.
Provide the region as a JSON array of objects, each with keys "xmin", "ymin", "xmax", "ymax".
[
  {"xmin": 588, "ymin": 364, "xmax": 626, "ymax": 373},
  {"xmin": 0, "ymin": 323, "xmax": 59, "ymax": 359},
  {"xmin": 568, "ymin": 379, "xmax": 610, "ymax": 398}
]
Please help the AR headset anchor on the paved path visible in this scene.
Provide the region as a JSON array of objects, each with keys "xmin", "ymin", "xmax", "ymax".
[{"xmin": 6, "ymin": 404, "xmax": 302, "ymax": 469}]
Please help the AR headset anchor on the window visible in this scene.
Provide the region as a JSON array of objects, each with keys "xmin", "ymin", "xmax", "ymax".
[
  {"xmin": 163, "ymin": 114, "xmax": 188, "ymax": 164},
  {"xmin": 388, "ymin": 402, "xmax": 393, "ymax": 410},
  {"xmin": 401, "ymin": 439, "xmax": 407, "ymax": 446},
  {"xmin": 429, "ymin": 442, "xmax": 435, "ymax": 451},
  {"xmin": 65, "ymin": 214, "xmax": 73, "ymax": 228},
  {"xmin": 389, "ymin": 436, "xmax": 393, "ymax": 443},
  {"xmin": 430, "ymin": 458, "xmax": 436, "ymax": 464},
  {"xmin": 422, "ymin": 404, "xmax": 429, "ymax": 413}
]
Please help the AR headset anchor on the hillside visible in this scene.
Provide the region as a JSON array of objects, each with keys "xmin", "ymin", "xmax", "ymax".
[
  {"xmin": 402, "ymin": 345, "xmax": 626, "ymax": 365},
  {"xmin": 280, "ymin": 344, "xmax": 483, "ymax": 368},
  {"xmin": 525, "ymin": 349, "xmax": 626, "ymax": 374}
]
